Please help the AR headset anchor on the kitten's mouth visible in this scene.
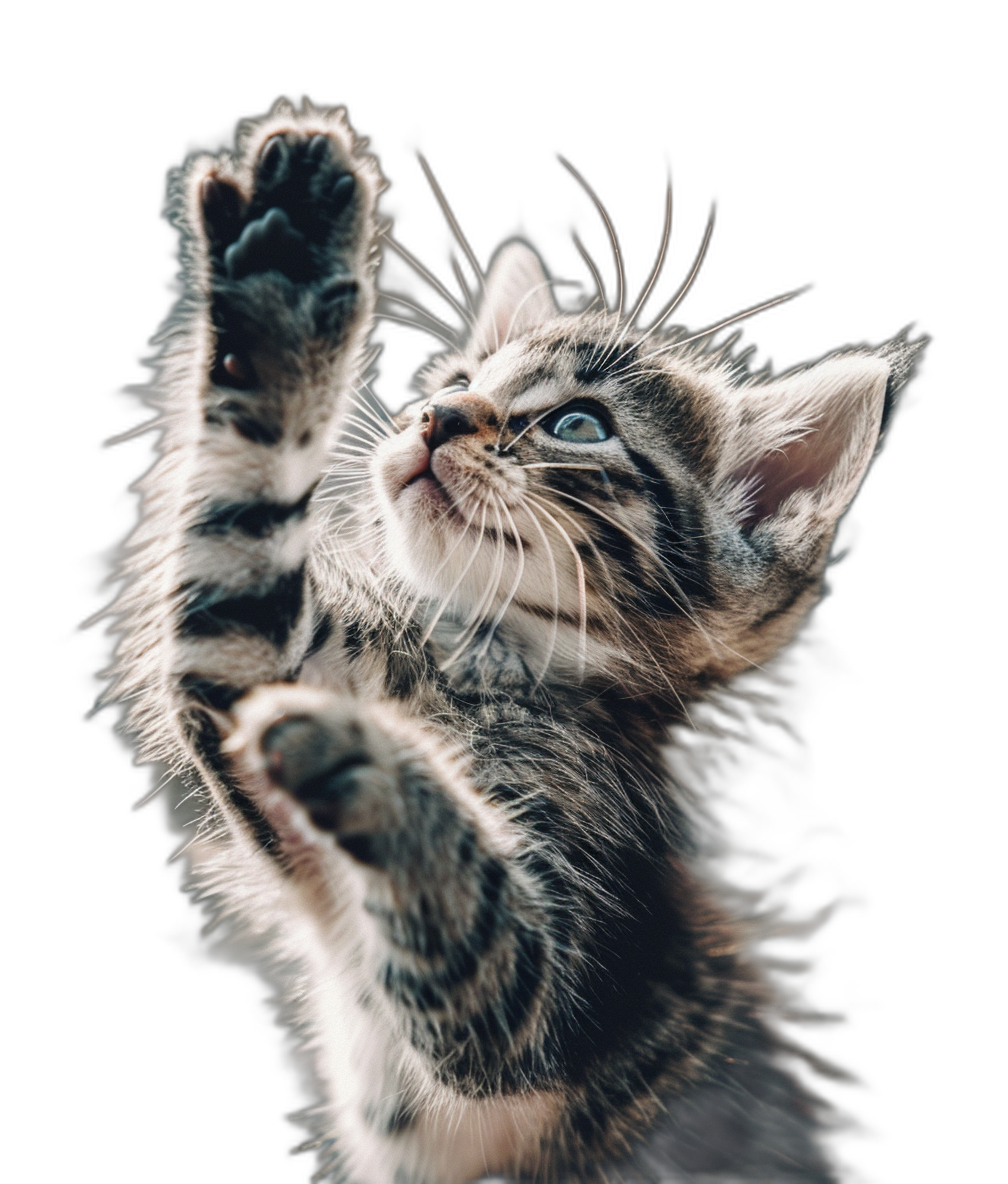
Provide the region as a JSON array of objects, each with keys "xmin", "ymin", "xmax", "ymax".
[{"xmin": 402, "ymin": 460, "xmax": 460, "ymax": 519}]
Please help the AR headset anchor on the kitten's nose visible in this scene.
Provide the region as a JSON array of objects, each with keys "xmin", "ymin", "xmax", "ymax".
[{"xmin": 420, "ymin": 403, "xmax": 479, "ymax": 452}]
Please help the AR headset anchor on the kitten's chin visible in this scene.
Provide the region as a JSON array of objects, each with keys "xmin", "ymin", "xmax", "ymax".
[{"xmin": 399, "ymin": 471, "xmax": 456, "ymax": 519}]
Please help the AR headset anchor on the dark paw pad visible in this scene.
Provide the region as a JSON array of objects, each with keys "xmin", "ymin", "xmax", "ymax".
[
  {"xmin": 200, "ymin": 126, "xmax": 369, "ymax": 399},
  {"xmin": 223, "ymin": 207, "xmax": 313, "ymax": 283},
  {"xmin": 202, "ymin": 131, "xmax": 359, "ymax": 283},
  {"xmin": 262, "ymin": 714, "xmax": 403, "ymax": 848}
]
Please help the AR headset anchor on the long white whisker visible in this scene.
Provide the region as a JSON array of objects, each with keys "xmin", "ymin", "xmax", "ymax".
[
  {"xmin": 347, "ymin": 398, "xmax": 398, "ymax": 440},
  {"xmin": 475, "ymin": 498, "xmax": 526, "ymax": 660},
  {"xmin": 502, "ymin": 279, "xmax": 574, "ymax": 346},
  {"xmin": 647, "ymin": 287, "xmax": 810, "ymax": 359},
  {"xmin": 451, "ymin": 257, "xmax": 478, "ymax": 320},
  {"xmin": 380, "ymin": 231, "xmax": 473, "ymax": 326},
  {"xmin": 524, "ymin": 495, "xmax": 587, "ymax": 680},
  {"xmin": 463, "ymin": 500, "xmax": 508, "ymax": 629},
  {"xmin": 440, "ymin": 504, "xmax": 508, "ymax": 670},
  {"xmin": 526, "ymin": 492, "xmax": 618, "ymax": 598},
  {"xmin": 519, "ymin": 462, "xmax": 607, "ymax": 472},
  {"xmin": 559, "ymin": 156, "xmax": 624, "ymax": 321},
  {"xmin": 547, "ymin": 487, "xmax": 693, "ymax": 610},
  {"xmin": 393, "ymin": 482, "xmax": 485, "ymax": 644},
  {"xmin": 338, "ymin": 419, "xmax": 386, "ymax": 447},
  {"xmin": 515, "ymin": 497, "xmax": 560, "ymax": 687},
  {"xmin": 349, "ymin": 387, "xmax": 398, "ymax": 431},
  {"xmin": 544, "ymin": 487, "xmax": 762, "ymax": 674},
  {"xmin": 626, "ymin": 179, "xmax": 673, "ymax": 330},
  {"xmin": 374, "ymin": 311, "xmax": 459, "ymax": 347},
  {"xmin": 502, "ymin": 402, "xmax": 573, "ymax": 454},
  {"xmin": 639, "ymin": 204, "xmax": 716, "ymax": 338},
  {"xmin": 572, "ymin": 232, "xmax": 607, "ymax": 310},
  {"xmin": 528, "ymin": 496, "xmax": 694, "ymax": 712},
  {"xmin": 377, "ymin": 292, "xmax": 460, "ymax": 346},
  {"xmin": 329, "ymin": 441, "xmax": 376, "ymax": 459},
  {"xmin": 417, "ymin": 154, "xmax": 487, "ymax": 298},
  {"xmin": 419, "ymin": 502, "xmax": 488, "ymax": 646},
  {"xmin": 341, "ymin": 414, "xmax": 391, "ymax": 446}
]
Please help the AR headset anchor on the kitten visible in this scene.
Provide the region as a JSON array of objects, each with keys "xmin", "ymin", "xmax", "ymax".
[{"xmin": 107, "ymin": 97, "xmax": 923, "ymax": 1183}]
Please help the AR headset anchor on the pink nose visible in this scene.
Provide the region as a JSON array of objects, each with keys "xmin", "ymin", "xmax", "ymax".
[{"xmin": 419, "ymin": 394, "xmax": 497, "ymax": 452}]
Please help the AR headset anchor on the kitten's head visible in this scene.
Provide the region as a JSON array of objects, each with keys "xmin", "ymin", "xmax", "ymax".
[{"xmin": 365, "ymin": 240, "xmax": 922, "ymax": 701}]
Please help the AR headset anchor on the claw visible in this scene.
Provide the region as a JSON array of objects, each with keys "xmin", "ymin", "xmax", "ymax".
[
  {"xmin": 330, "ymin": 172, "xmax": 355, "ymax": 212},
  {"xmin": 306, "ymin": 133, "xmax": 331, "ymax": 164},
  {"xmin": 200, "ymin": 174, "xmax": 243, "ymax": 238},
  {"xmin": 258, "ymin": 134, "xmax": 289, "ymax": 185}
]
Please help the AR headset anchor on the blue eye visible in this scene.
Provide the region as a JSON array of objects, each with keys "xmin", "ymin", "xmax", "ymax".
[{"xmin": 547, "ymin": 408, "xmax": 611, "ymax": 443}]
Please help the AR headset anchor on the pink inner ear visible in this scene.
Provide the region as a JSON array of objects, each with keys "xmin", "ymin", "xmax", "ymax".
[{"xmin": 737, "ymin": 415, "xmax": 852, "ymax": 526}]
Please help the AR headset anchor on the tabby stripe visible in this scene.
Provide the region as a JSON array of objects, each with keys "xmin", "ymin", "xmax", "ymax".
[
  {"xmin": 625, "ymin": 447, "xmax": 711, "ymax": 606},
  {"xmin": 183, "ymin": 708, "xmax": 278, "ymax": 854},
  {"xmin": 178, "ymin": 674, "xmax": 246, "ymax": 712},
  {"xmin": 204, "ymin": 401, "xmax": 284, "ymax": 446},
  {"xmin": 382, "ymin": 858, "xmax": 508, "ymax": 1002},
  {"xmin": 456, "ymin": 924, "xmax": 545, "ymax": 1046},
  {"xmin": 177, "ymin": 564, "xmax": 306, "ymax": 648},
  {"xmin": 190, "ymin": 485, "xmax": 315, "ymax": 538},
  {"xmin": 514, "ymin": 599, "xmax": 609, "ymax": 631}
]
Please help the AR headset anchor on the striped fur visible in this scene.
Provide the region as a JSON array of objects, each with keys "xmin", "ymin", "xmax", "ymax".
[{"xmin": 106, "ymin": 99, "xmax": 924, "ymax": 1183}]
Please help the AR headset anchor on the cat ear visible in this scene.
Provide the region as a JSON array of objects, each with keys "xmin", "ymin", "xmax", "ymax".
[
  {"xmin": 470, "ymin": 240, "xmax": 558, "ymax": 354},
  {"xmin": 722, "ymin": 341, "xmax": 920, "ymax": 541}
]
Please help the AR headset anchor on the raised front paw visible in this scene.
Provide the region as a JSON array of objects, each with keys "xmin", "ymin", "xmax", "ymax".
[
  {"xmin": 190, "ymin": 102, "xmax": 382, "ymax": 405},
  {"xmin": 225, "ymin": 686, "xmax": 434, "ymax": 868}
]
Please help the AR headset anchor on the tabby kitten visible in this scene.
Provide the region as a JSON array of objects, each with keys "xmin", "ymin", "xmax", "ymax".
[{"xmin": 108, "ymin": 98, "xmax": 922, "ymax": 1183}]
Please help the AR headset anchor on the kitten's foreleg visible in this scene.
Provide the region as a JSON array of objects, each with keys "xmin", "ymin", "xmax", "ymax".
[
  {"xmin": 156, "ymin": 106, "xmax": 381, "ymax": 806},
  {"xmin": 226, "ymin": 685, "xmax": 556, "ymax": 1094}
]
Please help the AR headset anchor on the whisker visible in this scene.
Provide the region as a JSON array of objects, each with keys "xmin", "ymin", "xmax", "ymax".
[
  {"xmin": 547, "ymin": 488, "xmax": 693, "ymax": 612},
  {"xmin": 417, "ymin": 154, "xmax": 487, "ymax": 296},
  {"xmin": 527, "ymin": 492, "xmax": 618, "ymax": 598},
  {"xmin": 376, "ymin": 292, "xmax": 461, "ymax": 346},
  {"xmin": 515, "ymin": 496, "xmax": 560, "ymax": 686},
  {"xmin": 451, "ymin": 257, "xmax": 477, "ymax": 320},
  {"xmin": 519, "ymin": 462, "xmax": 607, "ymax": 472},
  {"xmin": 559, "ymin": 156, "xmax": 625, "ymax": 321},
  {"xmin": 572, "ymin": 231, "xmax": 607, "ymax": 310},
  {"xmin": 338, "ymin": 417, "xmax": 387, "ymax": 445},
  {"xmin": 341, "ymin": 411, "xmax": 392, "ymax": 446},
  {"xmin": 645, "ymin": 286, "xmax": 810, "ymax": 361},
  {"xmin": 502, "ymin": 402, "xmax": 573, "ymax": 454},
  {"xmin": 440, "ymin": 504, "xmax": 508, "ymax": 669},
  {"xmin": 419, "ymin": 501, "xmax": 488, "ymax": 646},
  {"xmin": 528, "ymin": 496, "xmax": 694, "ymax": 710},
  {"xmin": 329, "ymin": 441, "xmax": 376, "ymax": 459},
  {"xmin": 391, "ymin": 476, "xmax": 485, "ymax": 642},
  {"xmin": 350, "ymin": 382, "xmax": 396, "ymax": 419},
  {"xmin": 475, "ymin": 497, "xmax": 526, "ymax": 660},
  {"xmin": 380, "ymin": 230, "xmax": 473, "ymax": 325},
  {"xmin": 347, "ymin": 389, "xmax": 399, "ymax": 434},
  {"xmin": 639, "ymin": 204, "xmax": 716, "ymax": 338},
  {"xmin": 374, "ymin": 311, "xmax": 459, "ymax": 347},
  {"xmin": 524, "ymin": 494, "xmax": 588, "ymax": 679},
  {"xmin": 545, "ymin": 488, "xmax": 763, "ymax": 675},
  {"xmin": 626, "ymin": 178, "xmax": 673, "ymax": 329},
  {"xmin": 502, "ymin": 279, "xmax": 577, "ymax": 346}
]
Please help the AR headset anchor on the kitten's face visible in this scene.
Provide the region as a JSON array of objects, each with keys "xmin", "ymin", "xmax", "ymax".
[{"xmin": 368, "ymin": 244, "xmax": 915, "ymax": 698}]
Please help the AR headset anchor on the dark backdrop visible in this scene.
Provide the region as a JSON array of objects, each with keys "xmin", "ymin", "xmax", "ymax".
[{"xmin": 51, "ymin": 37, "xmax": 976, "ymax": 1184}]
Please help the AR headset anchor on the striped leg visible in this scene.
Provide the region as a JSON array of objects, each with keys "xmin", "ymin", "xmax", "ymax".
[
  {"xmin": 226, "ymin": 685, "xmax": 554, "ymax": 1095},
  {"xmin": 163, "ymin": 107, "xmax": 381, "ymax": 819}
]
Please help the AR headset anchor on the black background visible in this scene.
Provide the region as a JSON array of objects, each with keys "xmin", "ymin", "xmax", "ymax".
[{"xmin": 49, "ymin": 32, "xmax": 976, "ymax": 1184}]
